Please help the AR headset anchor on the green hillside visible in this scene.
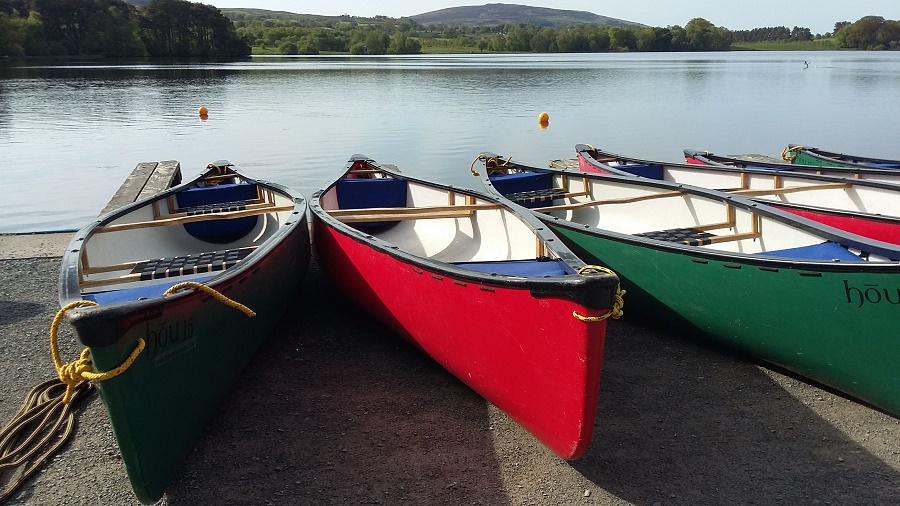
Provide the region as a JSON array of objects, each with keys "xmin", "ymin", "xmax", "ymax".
[{"xmin": 411, "ymin": 3, "xmax": 642, "ymax": 28}]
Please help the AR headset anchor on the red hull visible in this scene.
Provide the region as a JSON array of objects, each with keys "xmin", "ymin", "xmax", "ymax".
[
  {"xmin": 313, "ymin": 219, "xmax": 610, "ymax": 459},
  {"xmin": 577, "ymin": 155, "xmax": 611, "ymax": 174},
  {"xmin": 777, "ymin": 207, "xmax": 900, "ymax": 245},
  {"xmin": 582, "ymin": 151, "xmax": 900, "ymax": 246}
]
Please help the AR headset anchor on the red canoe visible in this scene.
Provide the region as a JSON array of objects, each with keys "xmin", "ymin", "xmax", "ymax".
[
  {"xmin": 576, "ymin": 145, "xmax": 900, "ymax": 246},
  {"xmin": 684, "ymin": 148, "xmax": 900, "ymax": 185},
  {"xmin": 309, "ymin": 155, "xmax": 623, "ymax": 459}
]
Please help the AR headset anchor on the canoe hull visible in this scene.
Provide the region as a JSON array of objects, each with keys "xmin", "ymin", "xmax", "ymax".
[
  {"xmin": 578, "ymin": 147, "xmax": 900, "ymax": 246},
  {"xmin": 312, "ymin": 215, "xmax": 609, "ymax": 460},
  {"xmin": 61, "ymin": 170, "xmax": 311, "ymax": 504},
  {"xmin": 548, "ymin": 223, "xmax": 900, "ymax": 417}
]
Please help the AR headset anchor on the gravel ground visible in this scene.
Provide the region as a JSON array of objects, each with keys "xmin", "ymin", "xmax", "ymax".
[{"xmin": 1, "ymin": 255, "xmax": 899, "ymax": 505}]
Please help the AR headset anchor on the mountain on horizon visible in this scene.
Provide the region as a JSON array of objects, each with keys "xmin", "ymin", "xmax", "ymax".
[{"xmin": 410, "ymin": 3, "xmax": 643, "ymax": 28}]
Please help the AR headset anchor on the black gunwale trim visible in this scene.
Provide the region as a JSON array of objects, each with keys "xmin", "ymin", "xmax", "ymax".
[
  {"xmin": 577, "ymin": 145, "xmax": 900, "ymax": 226},
  {"xmin": 58, "ymin": 163, "xmax": 310, "ymax": 347},
  {"xmin": 787, "ymin": 144, "xmax": 900, "ymax": 168},
  {"xmin": 309, "ymin": 155, "xmax": 620, "ymax": 311},
  {"xmin": 478, "ymin": 152, "xmax": 900, "ymax": 274},
  {"xmin": 683, "ymin": 147, "xmax": 900, "ymax": 178}
]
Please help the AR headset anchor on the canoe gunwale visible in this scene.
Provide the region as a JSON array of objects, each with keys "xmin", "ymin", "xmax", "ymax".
[
  {"xmin": 58, "ymin": 164, "xmax": 309, "ymax": 348},
  {"xmin": 683, "ymin": 147, "xmax": 900, "ymax": 180},
  {"xmin": 787, "ymin": 144, "xmax": 900, "ymax": 168},
  {"xmin": 479, "ymin": 152, "xmax": 900, "ymax": 270},
  {"xmin": 309, "ymin": 155, "xmax": 621, "ymax": 312},
  {"xmin": 578, "ymin": 145, "xmax": 900, "ymax": 227}
]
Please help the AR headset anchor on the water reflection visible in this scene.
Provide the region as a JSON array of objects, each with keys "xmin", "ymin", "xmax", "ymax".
[{"xmin": 2, "ymin": 52, "xmax": 899, "ymax": 233}]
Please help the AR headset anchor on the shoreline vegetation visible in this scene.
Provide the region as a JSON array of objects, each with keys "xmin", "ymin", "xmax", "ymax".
[{"xmin": 1, "ymin": 0, "xmax": 897, "ymax": 59}]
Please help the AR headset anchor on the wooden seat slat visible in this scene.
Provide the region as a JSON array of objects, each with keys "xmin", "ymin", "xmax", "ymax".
[
  {"xmin": 95, "ymin": 204, "xmax": 294, "ymax": 233},
  {"xmin": 534, "ymin": 189, "xmax": 687, "ymax": 212},
  {"xmin": 728, "ymin": 182, "xmax": 852, "ymax": 197},
  {"xmin": 329, "ymin": 203, "xmax": 502, "ymax": 223}
]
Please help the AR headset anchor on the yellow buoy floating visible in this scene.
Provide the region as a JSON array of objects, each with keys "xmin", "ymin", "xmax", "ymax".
[
  {"xmin": 198, "ymin": 106, "xmax": 209, "ymax": 117},
  {"xmin": 538, "ymin": 111, "xmax": 549, "ymax": 128}
]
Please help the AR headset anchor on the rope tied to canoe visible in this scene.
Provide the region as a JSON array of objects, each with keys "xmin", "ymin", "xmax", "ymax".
[
  {"xmin": 470, "ymin": 153, "xmax": 511, "ymax": 177},
  {"xmin": 1, "ymin": 283, "xmax": 255, "ymax": 500},
  {"xmin": 204, "ymin": 162, "xmax": 231, "ymax": 186},
  {"xmin": 781, "ymin": 145, "xmax": 805, "ymax": 162},
  {"xmin": 163, "ymin": 281, "xmax": 256, "ymax": 317},
  {"xmin": 50, "ymin": 301, "xmax": 146, "ymax": 404},
  {"xmin": 572, "ymin": 265, "xmax": 626, "ymax": 322}
]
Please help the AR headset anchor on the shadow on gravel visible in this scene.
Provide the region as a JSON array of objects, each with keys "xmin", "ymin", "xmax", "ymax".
[
  {"xmin": 0, "ymin": 300, "xmax": 44, "ymax": 327},
  {"xmin": 156, "ymin": 259, "xmax": 899, "ymax": 505},
  {"xmin": 574, "ymin": 320, "xmax": 900, "ymax": 505},
  {"xmin": 165, "ymin": 259, "xmax": 510, "ymax": 506}
]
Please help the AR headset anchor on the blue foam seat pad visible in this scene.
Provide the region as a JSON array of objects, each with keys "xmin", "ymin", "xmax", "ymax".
[
  {"xmin": 453, "ymin": 258, "xmax": 573, "ymax": 277},
  {"xmin": 84, "ymin": 275, "xmax": 215, "ymax": 304},
  {"xmin": 617, "ymin": 163, "xmax": 664, "ymax": 180},
  {"xmin": 757, "ymin": 241, "xmax": 862, "ymax": 261},
  {"xmin": 176, "ymin": 183, "xmax": 259, "ymax": 208},
  {"xmin": 175, "ymin": 183, "xmax": 260, "ymax": 242},
  {"xmin": 489, "ymin": 172, "xmax": 553, "ymax": 196},
  {"xmin": 336, "ymin": 177, "xmax": 407, "ymax": 209}
]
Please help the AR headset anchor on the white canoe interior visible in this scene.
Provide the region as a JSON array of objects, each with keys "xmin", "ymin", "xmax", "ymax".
[
  {"xmin": 77, "ymin": 175, "xmax": 296, "ymax": 299},
  {"xmin": 492, "ymin": 170, "xmax": 895, "ymax": 262},
  {"xmin": 601, "ymin": 160, "xmax": 900, "ymax": 219},
  {"xmin": 320, "ymin": 172, "xmax": 557, "ymax": 264}
]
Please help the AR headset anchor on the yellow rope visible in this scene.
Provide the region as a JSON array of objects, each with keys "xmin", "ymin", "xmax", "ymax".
[
  {"xmin": 50, "ymin": 301, "xmax": 146, "ymax": 404},
  {"xmin": 0, "ymin": 379, "xmax": 92, "ymax": 502},
  {"xmin": 163, "ymin": 281, "xmax": 256, "ymax": 317},
  {"xmin": 50, "ymin": 283, "xmax": 254, "ymax": 404},
  {"xmin": 470, "ymin": 153, "xmax": 511, "ymax": 177},
  {"xmin": 572, "ymin": 265, "xmax": 626, "ymax": 322},
  {"xmin": 204, "ymin": 162, "xmax": 230, "ymax": 185},
  {"xmin": 781, "ymin": 145, "xmax": 804, "ymax": 162}
]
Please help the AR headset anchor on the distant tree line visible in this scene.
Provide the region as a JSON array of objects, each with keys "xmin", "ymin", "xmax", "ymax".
[
  {"xmin": 834, "ymin": 16, "xmax": 900, "ymax": 50},
  {"xmin": 234, "ymin": 17, "xmax": 734, "ymax": 54},
  {"xmin": 2, "ymin": 1, "xmax": 898, "ymax": 58},
  {"xmin": 731, "ymin": 26, "xmax": 815, "ymax": 43},
  {"xmin": 0, "ymin": 0, "xmax": 249, "ymax": 57}
]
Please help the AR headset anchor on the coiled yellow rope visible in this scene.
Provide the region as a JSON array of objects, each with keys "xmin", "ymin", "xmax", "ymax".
[
  {"xmin": 470, "ymin": 153, "xmax": 511, "ymax": 177},
  {"xmin": 0, "ymin": 379, "xmax": 92, "ymax": 502},
  {"xmin": 2, "ymin": 282, "xmax": 255, "ymax": 500},
  {"xmin": 572, "ymin": 265, "xmax": 626, "ymax": 322},
  {"xmin": 781, "ymin": 145, "xmax": 805, "ymax": 162}
]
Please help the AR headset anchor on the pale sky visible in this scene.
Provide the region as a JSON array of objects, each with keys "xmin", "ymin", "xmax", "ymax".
[{"xmin": 202, "ymin": 1, "xmax": 899, "ymax": 35}]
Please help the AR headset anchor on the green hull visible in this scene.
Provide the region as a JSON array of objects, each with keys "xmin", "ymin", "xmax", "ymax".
[
  {"xmin": 789, "ymin": 151, "xmax": 855, "ymax": 168},
  {"xmin": 65, "ymin": 216, "xmax": 310, "ymax": 504},
  {"xmin": 549, "ymin": 224, "xmax": 900, "ymax": 417}
]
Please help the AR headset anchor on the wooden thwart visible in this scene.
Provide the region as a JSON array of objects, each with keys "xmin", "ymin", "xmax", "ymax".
[
  {"xmin": 727, "ymin": 181, "xmax": 852, "ymax": 197},
  {"xmin": 95, "ymin": 204, "xmax": 294, "ymax": 233},
  {"xmin": 329, "ymin": 203, "xmax": 502, "ymax": 223},
  {"xmin": 534, "ymin": 189, "xmax": 687, "ymax": 212}
]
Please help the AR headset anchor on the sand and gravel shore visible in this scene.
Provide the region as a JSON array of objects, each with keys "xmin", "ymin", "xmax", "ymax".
[{"xmin": 1, "ymin": 237, "xmax": 898, "ymax": 505}]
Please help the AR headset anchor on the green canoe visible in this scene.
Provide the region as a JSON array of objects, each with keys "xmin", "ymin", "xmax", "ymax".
[
  {"xmin": 475, "ymin": 153, "xmax": 900, "ymax": 417},
  {"xmin": 58, "ymin": 162, "xmax": 310, "ymax": 503},
  {"xmin": 783, "ymin": 144, "xmax": 900, "ymax": 170}
]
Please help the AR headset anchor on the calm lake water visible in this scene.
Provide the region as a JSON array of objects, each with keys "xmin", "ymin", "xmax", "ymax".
[{"xmin": 1, "ymin": 51, "xmax": 899, "ymax": 233}]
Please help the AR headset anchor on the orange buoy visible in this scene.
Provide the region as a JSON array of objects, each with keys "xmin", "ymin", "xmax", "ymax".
[
  {"xmin": 538, "ymin": 111, "xmax": 549, "ymax": 123},
  {"xmin": 198, "ymin": 106, "xmax": 209, "ymax": 117}
]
